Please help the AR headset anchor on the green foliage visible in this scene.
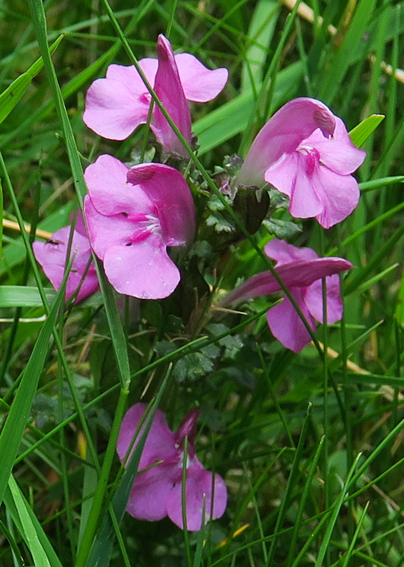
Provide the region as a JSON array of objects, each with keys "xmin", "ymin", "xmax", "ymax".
[{"xmin": 1, "ymin": 0, "xmax": 404, "ymax": 566}]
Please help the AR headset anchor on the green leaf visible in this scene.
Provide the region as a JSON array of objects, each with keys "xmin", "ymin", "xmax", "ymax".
[
  {"xmin": 0, "ymin": 285, "xmax": 104, "ymax": 308},
  {"xmin": 319, "ymin": 0, "xmax": 378, "ymax": 104},
  {"xmin": 0, "ymin": 35, "xmax": 63, "ymax": 125},
  {"xmin": 349, "ymin": 114, "xmax": 385, "ymax": 147},
  {"xmin": 241, "ymin": 0, "xmax": 279, "ymax": 93},
  {"xmin": 0, "ymin": 285, "xmax": 56, "ymax": 307}
]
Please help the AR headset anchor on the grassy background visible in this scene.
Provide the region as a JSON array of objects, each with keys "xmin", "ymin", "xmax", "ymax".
[{"xmin": 1, "ymin": 0, "xmax": 404, "ymax": 565}]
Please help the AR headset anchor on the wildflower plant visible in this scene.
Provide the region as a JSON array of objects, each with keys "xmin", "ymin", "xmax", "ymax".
[{"xmin": 2, "ymin": 1, "xmax": 404, "ymax": 567}]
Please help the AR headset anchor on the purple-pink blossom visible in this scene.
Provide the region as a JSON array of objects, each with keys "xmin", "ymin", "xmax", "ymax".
[
  {"xmin": 32, "ymin": 222, "xmax": 99, "ymax": 303},
  {"xmin": 222, "ymin": 239, "xmax": 352, "ymax": 352},
  {"xmin": 236, "ymin": 98, "xmax": 366, "ymax": 228},
  {"xmin": 83, "ymin": 34, "xmax": 228, "ymax": 158},
  {"xmin": 117, "ymin": 403, "xmax": 227, "ymax": 531},
  {"xmin": 84, "ymin": 154, "xmax": 195, "ymax": 300}
]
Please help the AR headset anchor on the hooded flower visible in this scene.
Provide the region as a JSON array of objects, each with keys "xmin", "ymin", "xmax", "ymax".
[
  {"xmin": 117, "ymin": 403, "xmax": 227, "ymax": 531},
  {"xmin": 236, "ymin": 98, "xmax": 366, "ymax": 228},
  {"xmin": 83, "ymin": 34, "xmax": 228, "ymax": 158},
  {"xmin": 84, "ymin": 154, "xmax": 195, "ymax": 300},
  {"xmin": 221, "ymin": 239, "xmax": 352, "ymax": 352},
  {"xmin": 32, "ymin": 222, "xmax": 99, "ymax": 303}
]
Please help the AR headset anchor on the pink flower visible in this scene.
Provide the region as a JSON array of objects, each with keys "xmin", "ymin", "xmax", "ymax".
[
  {"xmin": 84, "ymin": 154, "xmax": 195, "ymax": 300},
  {"xmin": 221, "ymin": 239, "xmax": 352, "ymax": 352},
  {"xmin": 236, "ymin": 98, "xmax": 366, "ymax": 228},
  {"xmin": 117, "ymin": 403, "xmax": 227, "ymax": 531},
  {"xmin": 32, "ymin": 223, "xmax": 99, "ymax": 303},
  {"xmin": 83, "ymin": 34, "xmax": 228, "ymax": 158}
]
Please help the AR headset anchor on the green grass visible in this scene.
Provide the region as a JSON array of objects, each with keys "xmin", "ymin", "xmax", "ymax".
[{"xmin": 1, "ymin": 0, "xmax": 404, "ymax": 565}]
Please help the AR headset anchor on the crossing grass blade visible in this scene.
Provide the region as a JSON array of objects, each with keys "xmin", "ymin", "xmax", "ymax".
[
  {"xmin": 4, "ymin": 476, "xmax": 63, "ymax": 567},
  {"xmin": 314, "ymin": 452, "xmax": 362, "ymax": 567},
  {"xmin": 266, "ymin": 403, "xmax": 313, "ymax": 566},
  {"xmin": 341, "ymin": 501, "xmax": 370, "ymax": 567},
  {"xmin": 82, "ymin": 366, "xmax": 172, "ymax": 567},
  {"xmin": 285, "ymin": 436, "xmax": 325, "ymax": 567},
  {"xmin": 241, "ymin": 0, "xmax": 279, "ymax": 94}
]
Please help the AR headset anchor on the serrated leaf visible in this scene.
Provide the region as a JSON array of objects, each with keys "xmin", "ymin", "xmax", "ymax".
[
  {"xmin": 263, "ymin": 218, "xmax": 302, "ymax": 239},
  {"xmin": 349, "ymin": 114, "xmax": 385, "ymax": 147},
  {"xmin": 206, "ymin": 210, "xmax": 234, "ymax": 233},
  {"xmin": 173, "ymin": 345, "xmax": 220, "ymax": 382}
]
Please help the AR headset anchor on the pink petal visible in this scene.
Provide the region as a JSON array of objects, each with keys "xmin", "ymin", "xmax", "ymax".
[
  {"xmin": 127, "ymin": 163, "xmax": 195, "ymax": 246},
  {"xmin": 84, "ymin": 155, "xmax": 155, "ymax": 218},
  {"xmin": 33, "ymin": 227, "xmax": 99, "ymax": 303},
  {"xmin": 176, "ymin": 408, "xmax": 200, "ymax": 444},
  {"xmin": 308, "ymin": 118, "xmax": 366, "ymax": 175},
  {"xmin": 69, "ymin": 210, "xmax": 87, "ymax": 237},
  {"xmin": 103, "ymin": 234, "xmax": 181, "ymax": 299},
  {"xmin": 236, "ymin": 98, "xmax": 336, "ymax": 187},
  {"xmin": 84, "ymin": 197, "xmax": 144, "ymax": 260},
  {"xmin": 151, "ymin": 35, "xmax": 192, "ymax": 159},
  {"xmin": 72, "ymin": 266, "xmax": 99, "ymax": 303},
  {"xmin": 175, "ymin": 53, "xmax": 228, "ymax": 102},
  {"xmin": 264, "ymin": 153, "xmax": 297, "ymax": 198},
  {"xmin": 313, "ymin": 166, "xmax": 360, "ymax": 229},
  {"xmin": 106, "ymin": 59, "xmax": 158, "ymax": 97},
  {"xmin": 221, "ymin": 257, "xmax": 352, "ymax": 305},
  {"xmin": 117, "ymin": 403, "xmax": 176, "ymax": 471},
  {"xmin": 126, "ymin": 463, "xmax": 180, "ymax": 521},
  {"xmin": 304, "ymin": 274, "xmax": 343, "ymax": 324},
  {"xmin": 166, "ymin": 460, "xmax": 227, "ymax": 530},
  {"xmin": 288, "ymin": 167, "xmax": 324, "ymax": 220},
  {"xmin": 264, "ymin": 238, "xmax": 318, "ymax": 265},
  {"xmin": 267, "ymin": 289, "xmax": 316, "ymax": 352},
  {"xmin": 83, "ymin": 78, "xmax": 149, "ymax": 140},
  {"xmin": 265, "ymin": 153, "xmax": 323, "ymax": 219}
]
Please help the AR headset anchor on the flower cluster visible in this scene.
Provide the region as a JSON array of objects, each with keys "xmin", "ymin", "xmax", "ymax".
[
  {"xmin": 83, "ymin": 34, "xmax": 228, "ymax": 158},
  {"xmin": 32, "ymin": 34, "xmax": 366, "ymax": 530}
]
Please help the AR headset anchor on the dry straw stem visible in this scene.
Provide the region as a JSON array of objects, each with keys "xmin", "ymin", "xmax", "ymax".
[
  {"xmin": 2, "ymin": 218, "xmax": 52, "ymax": 240},
  {"xmin": 317, "ymin": 341, "xmax": 369, "ymax": 374},
  {"xmin": 283, "ymin": 0, "xmax": 404, "ymax": 84}
]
